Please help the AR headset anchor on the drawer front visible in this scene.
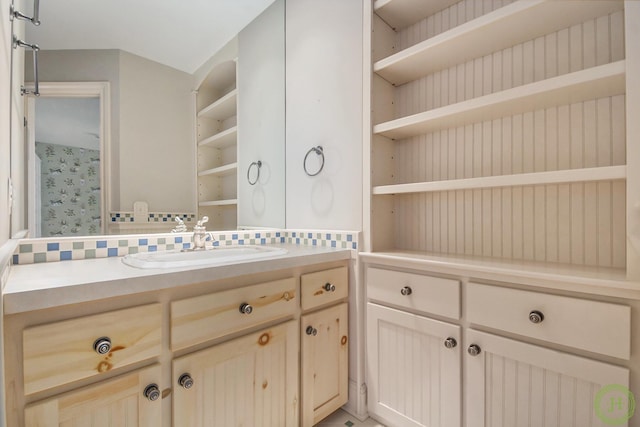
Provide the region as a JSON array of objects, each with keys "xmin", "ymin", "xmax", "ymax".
[
  {"xmin": 23, "ymin": 304, "xmax": 162, "ymax": 395},
  {"xmin": 171, "ymin": 277, "xmax": 297, "ymax": 350},
  {"xmin": 367, "ymin": 267, "xmax": 460, "ymax": 319},
  {"xmin": 300, "ymin": 266, "xmax": 348, "ymax": 311},
  {"xmin": 467, "ymin": 282, "xmax": 631, "ymax": 359}
]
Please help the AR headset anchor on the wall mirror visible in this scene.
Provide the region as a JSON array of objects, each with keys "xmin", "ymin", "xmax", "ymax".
[{"xmin": 13, "ymin": 0, "xmax": 285, "ymax": 238}]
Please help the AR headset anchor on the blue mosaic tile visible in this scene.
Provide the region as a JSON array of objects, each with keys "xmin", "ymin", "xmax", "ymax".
[
  {"xmin": 47, "ymin": 242, "xmax": 59, "ymax": 251},
  {"xmin": 175, "ymin": 237, "xmax": 183, "ymax": 243},
  {"xmin": 97, "ymin": 240, "xmax": 107, "ymax": 248},
  {"xmin": 138, "ymin": 238, "xmax": 148, "ymax": 246},
  {"xmin": 107, "ymin": 248, "xmax": 118, "ymax": 257},
  {"xmin": 149, "ymin": 245, "xmax": 157, "ymax": 252},
  {"xmin": 60, "ymin": 251, "xmax": 72, "ymax": 261}
]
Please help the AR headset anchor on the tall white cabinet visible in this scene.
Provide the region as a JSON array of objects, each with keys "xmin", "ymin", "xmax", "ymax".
[{"xmin": 363, "ymin": 1, "xmax": 640, "ymax": 426}]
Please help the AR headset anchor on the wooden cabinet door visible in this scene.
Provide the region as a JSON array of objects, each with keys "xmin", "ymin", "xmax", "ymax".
[
  {"xmin": 367, "ymin": 303, "xmax": 461, "ymax": 427},
  {"xmin": 173, "ymin": 320, "xmax": 299, "ymax": 427},
  {"xmin": 465, "ymin": 329, "xmax": 630, "ymax": 427},
  {"xmin": 301, "ymin": 302, "xmax": 349, "ymax": 426},
  {"xmin": 24, "ymin": 365, "xmax": 162, "ymax": 426}
]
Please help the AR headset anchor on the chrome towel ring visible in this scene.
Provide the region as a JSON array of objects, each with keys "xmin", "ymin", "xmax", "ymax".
[
  {"xmin": 303, "ymin": 146, "xmax": 324, "ymax": 177},
  {"xmin": 247, "ymin": 161, "xmax": 262, "ymax": 185}
]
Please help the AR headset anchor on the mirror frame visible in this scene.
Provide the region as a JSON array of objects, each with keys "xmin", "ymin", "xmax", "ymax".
[{"xmin": 25, "ymin": 81, "xmax": 111, "ymax": 236}]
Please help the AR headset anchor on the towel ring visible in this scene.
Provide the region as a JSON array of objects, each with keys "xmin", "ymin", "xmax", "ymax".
[
  {"xmin": 247, "ymin": 161, "xmax": 262, "ymax": 185},
  {"xmin": 303, "ymin": 146, "xmax": 324, "ymax": 177}
]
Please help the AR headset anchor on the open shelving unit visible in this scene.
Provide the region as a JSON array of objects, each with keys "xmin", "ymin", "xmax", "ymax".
[
  {"xmin": 196, "ymin": 59, "xmax": 238, "ymax": 230},
  {"xmin": 366, "ymin": 0, "xmax": 638, "ymax": 279}
]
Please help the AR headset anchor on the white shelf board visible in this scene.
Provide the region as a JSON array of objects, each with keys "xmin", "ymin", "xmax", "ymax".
[
  {"xmin": 198, "ymin": 126, "xmax": 237, "ymax": 149},
  {"xmin": 374, "ymin": 0, "xmax": 624, "ymax": 86},
  {"xmin": 374, "ymin": 61, "xmax": 626, "ymax": 140},
  {"xmin": 373, "ymin": 166, "xmax": 626, "ymax": 195},
  {"xmin": 197, "ymin": 162, "xmax": 238, "ymax": 178},
  {"xmin": 197, "ymin": 89, "xmax": 238, "ymax": 120},
  {"xmin": 199, "ymin": 199, "xmax": 238, "ymax": 207},
  {"xmin": 374, "ymin": 0, "xmax": 460, "ymax": 29}
]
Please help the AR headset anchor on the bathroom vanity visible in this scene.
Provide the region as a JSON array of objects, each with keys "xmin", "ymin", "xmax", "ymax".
[{"xmin": 3, "ymin": 244, "xmax": 351, "ymax": 426}]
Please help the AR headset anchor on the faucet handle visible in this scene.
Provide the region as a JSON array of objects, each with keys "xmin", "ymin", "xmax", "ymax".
[
  {"xmin": 172, "ymin": 216, "xmax": 187, "ymax": 233},
  {"xmin": 196, "ymin": 216, "xmax": 209, "ymax": 227}
]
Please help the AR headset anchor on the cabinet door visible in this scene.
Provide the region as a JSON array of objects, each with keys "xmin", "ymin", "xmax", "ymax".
[
  {"xmin": 173, "ymin": 320, "xmax": 299, "ymax": 427},
  {"xmin": 24, "ymin": 365, "xmax": 162, "ymax": 426},
  {"xmin": 301, "ymin": 303, "xmax": 349, "ymax": 426},
  {"xmin": 367, "ymin": 303, "xmax": 461, "ymax": 427},
  {"xmin": 465, "ymin": 329, "xmax": 630, "ymax": 427}
]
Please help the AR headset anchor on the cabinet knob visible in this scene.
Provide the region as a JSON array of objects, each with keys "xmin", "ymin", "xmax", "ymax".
[
  {"xmin": 143, "ymin": 384, "xmax": 161, "ymax": 401},
  {"xmin": 324, "ymin": 282, "xmax": 336, "ymax": 292},
  {"xmin": 178, "ymin": 373, "xmax": 194, "ymax": 389},
  {"xmin": 444, "ymin": 337, "xmax": 457, "ymax": 349},
  {"xmin": 239, "ymin": 303, "xmax": 253, "ymax": 315},
  {"xmin": 400, "ymin": 286, "xmax": 412, "ymax": 296},
  {"xmin": 529, "ymin": 310, "xmax": 544, "ymax": 324},
  {"xmin": 468, "ymin": 344, "xmax": 481, "ymax": 356},
  {"xmin": 93, "ymin": 337, "xmax": 112, "ymax": 355},
  {"xmin": 306, "ymin": 326, "xmax": 318, "ymax": 336}
]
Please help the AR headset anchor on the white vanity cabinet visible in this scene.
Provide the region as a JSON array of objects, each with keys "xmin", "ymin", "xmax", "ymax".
[
  {"xmin": 363, "ymin": 262, "xmax": 634, "ymax": 427},
  {"xmin": 366, "ymin": 267, "xmax": 462, "ymax": 427}
]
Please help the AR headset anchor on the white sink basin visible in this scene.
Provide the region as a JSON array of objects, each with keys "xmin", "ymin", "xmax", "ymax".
[{"xmin": 122, "ymin": 245, "xmax": 288, "ymax": 269}]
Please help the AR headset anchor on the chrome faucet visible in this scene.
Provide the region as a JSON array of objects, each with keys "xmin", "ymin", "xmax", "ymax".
[
  {"xmin": 192, "ymin": 216, "xmax": 214, "ymax": 250},
  {"xmin": 171, "ymin": 216, "xmax": 187, "ymax": 233}
]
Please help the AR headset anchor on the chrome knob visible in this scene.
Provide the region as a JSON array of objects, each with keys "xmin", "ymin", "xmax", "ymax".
[
  {"xmin": 444, "ymin": 337, "xmax": 457, "ymax": 349},
  {"xmin": 93, "ymin": 337, "xmax": 111, "ymax": 355},
  {"xmin": 468, "ymin": 344, "xmax": 481, "ymax": 356},
  {"xmin": 400, "ymin": 286, "xmax": 412, "ymax": 296},
  {"xmin": 178, "ymin": 374, "xmax": 194, "ymax": 389},
  {"xmin": 239, "ymin": 303, "xmax": 253, "ymax": 315},
  {"xmin": 306, "ymin": 326, "xmax": 318, "ymax": 336},
  {"xmin": 143, "ymin": 384, "xmax": 161, "ymax": 401},
  {"xmin": 324, "ymin": 283, "xmax": 336, "ymax": 292},
  {"xmin": 529, "ymin": 310, "xmax": 544, "ymax": 324}
]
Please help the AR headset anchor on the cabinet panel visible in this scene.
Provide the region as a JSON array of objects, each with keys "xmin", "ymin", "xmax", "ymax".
[
  {"xmin": 25, "ymin": 364, "xmax": 162, "ymax": 426},
  {"xmin": 367, "ymin": 303, "xmax": 461, "ymax": 427},
  {"xmin": 367, "ymin": 267, "xmax": 460, "ymax": 319},
  {"xmin": 300, "ymin": 266, "xmax": 348, "ymax": 311},
  {"xmin": 173, "ymin": 320, "xmax": 299, "ymax": 427},
  {"xmin": 23, "ymin": 304, "xmax": 162, "ymax": 395},
  {"xmin": 301, "ymin": 303, "xmax": 348, "ymax": 426},
  {"xmin": 467, "ymin": 282, "xmax": 631, "ymax": 359},
  {"xmin": 171, "ymin": 277, "xmax": 297, "ymax": 350},
  {"xmin": 465, "ymin": 329, "xmax": 630, "ymax": 427}
]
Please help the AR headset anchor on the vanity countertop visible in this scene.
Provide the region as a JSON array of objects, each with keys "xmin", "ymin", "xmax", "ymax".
[{"xmin": 4, "ymin": 244, "xmax": 353, "ymax": 314}]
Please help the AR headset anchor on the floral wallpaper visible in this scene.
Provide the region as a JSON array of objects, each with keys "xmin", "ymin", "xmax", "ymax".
[{"xmin": 35, "ymin": 142, "xmax": 101, "ymax": 236}]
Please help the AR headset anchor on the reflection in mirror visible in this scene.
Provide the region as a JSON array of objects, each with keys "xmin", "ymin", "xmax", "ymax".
[
  {"xmin": 15, "ymin": 0, "xmax": 283, "ymax": 238},
  {"xmin": 32, "ymin": 96, "xmax": 101, "ymax": 237}
]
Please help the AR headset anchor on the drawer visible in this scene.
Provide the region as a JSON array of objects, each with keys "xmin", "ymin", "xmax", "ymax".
[
  {"xmin": 301, "ymin": 266, "xmax": 348, "ymax": 311},
  {"xmin": 367, "ymin": 267, "xmax": 460, "ymax": 319},
  {"xmin": 467, "ymin": 282, "xmax": 631, "ymax": 359},
  {"xmin": 171, "ymin": 277, "xmax": 297, "ymax": 350},
  {"xmin": 23, "ymin": 304, "xmax": 162, "ymax": 395}
]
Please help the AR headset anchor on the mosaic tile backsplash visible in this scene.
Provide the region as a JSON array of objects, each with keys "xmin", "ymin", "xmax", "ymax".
[
  {"xmin": 12, "ymin": 230, "xmax": 359, "ymax": 265},
  {"xmin": 109, "ymin": 212, "xmax": 196, "ymax": 223}
]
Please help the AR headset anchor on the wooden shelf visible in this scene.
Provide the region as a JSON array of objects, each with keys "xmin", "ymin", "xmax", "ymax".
[
  {"xmin": 199, "ymin": 199, "xmax": 238, "ymax": 207},
  {"xmin": 198, "ymin": 126, "xmax": 237, "ymax": 149},
  {"xmin": 374, "ymin": 0, "xmax": 624, "ymax": 86},
  {"xmin": 374, "ymin": 0, "xmax": 459, "ymax": 29},
  {"xmin": 374, "ymin": 61, "xmax": 625, "ymax": 140},
  {"xmin": 197, "ymin": 89, "xmax": 238, "ymax": 120},
  {"xmin": 197, "ymin": 162, "xmax": 238, "ymax": 178},
  {"xmin": 373, "ymin": 166, "xmax": 626, "ymax": 195}
]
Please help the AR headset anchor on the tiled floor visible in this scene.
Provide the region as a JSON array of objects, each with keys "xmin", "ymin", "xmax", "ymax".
[{"xmin": 315, "ymin": 409, "xmax": 386, "ymax": 427}]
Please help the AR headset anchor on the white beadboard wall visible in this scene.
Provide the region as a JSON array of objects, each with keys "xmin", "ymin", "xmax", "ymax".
[{"xmin": 372, "ymin": 4, "xmax": 627, "ymax": 270}]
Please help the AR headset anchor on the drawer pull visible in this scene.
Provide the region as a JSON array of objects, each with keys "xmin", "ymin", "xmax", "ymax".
[
  {"xmin": 400, "ymin": 286, "xmax": 412, "ymax": 296},
  {"xmin": 306, "ymin": 326, "xmax": 318, "ymax": 336},
  {"xmin": 529, "ymin": 310, "xmax": 544, "ymax": 324},
  {"xmin": 468, "ymin": 344, "xmax": 481, "ymax": 356},
  {"xmin": 93, "ymin": 337, "xmax": 112, "ymax": 355},
  {"xmin": 239, "ymin": 303, "xmax": 253, "ymax": 315},
  {"xmin": 324, "ymin": 282, "xmax": 336, "ymax": 292},
  {"xmin": 444, "ymin": 337, "xmax": 457, "ymax": 349},
  {"xmin": 143, "ymin": 384, "xmax": 161, "ymax": 401},
  {"xmin": 178, "ymin": 373, "xmax": 194, "ymax": 389}
]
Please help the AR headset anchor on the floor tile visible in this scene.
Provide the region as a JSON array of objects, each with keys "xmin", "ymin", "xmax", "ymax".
[{"xmin": 315, "ymin": 409, "xmax": 386, "ymax": 427}]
